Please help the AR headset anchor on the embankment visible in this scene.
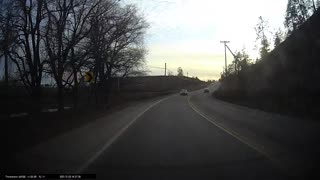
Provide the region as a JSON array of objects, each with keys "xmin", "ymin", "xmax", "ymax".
[{"xmin": 214, "ymin": 10, "xmax": 320, "ymax": 120}]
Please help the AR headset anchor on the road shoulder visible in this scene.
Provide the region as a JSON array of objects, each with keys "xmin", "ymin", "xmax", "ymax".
[{"xmin": 188, "ymin": 89, "xmax": 320, "ymax": 178}]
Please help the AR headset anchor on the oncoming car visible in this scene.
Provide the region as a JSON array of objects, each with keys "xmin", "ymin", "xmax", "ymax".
[{"xmin": 180, "ymin": 89, "xmax": 188, "ymax": 96}]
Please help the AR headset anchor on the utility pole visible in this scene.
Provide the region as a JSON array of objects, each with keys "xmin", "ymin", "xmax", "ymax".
[
  {"xmin": 164, "ymin": 63, "xmax": 167, "ymax": 76},
  {"xmin": 220, "ymin": 41, "xmax": 230, "ymax": 75},
  {"xmin": 225, "ymin": 44, "xmax": 239, "ymax": 74}
]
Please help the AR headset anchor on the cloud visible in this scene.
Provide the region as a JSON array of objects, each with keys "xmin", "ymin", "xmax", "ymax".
[{"xmin": 124, "ymin": 0, "xmax": 288, "ymax": 80}]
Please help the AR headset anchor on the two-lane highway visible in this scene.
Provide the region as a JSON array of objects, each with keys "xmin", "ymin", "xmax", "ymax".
[{"xmin": 84, "ymin": 87, "xmax": 288, "ymax": 179}]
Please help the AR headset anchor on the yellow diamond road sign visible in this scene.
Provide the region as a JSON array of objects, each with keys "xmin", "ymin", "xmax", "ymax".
[{"xmin": 84, "ymin": 72, "xmax": 94, "ymax": 82}]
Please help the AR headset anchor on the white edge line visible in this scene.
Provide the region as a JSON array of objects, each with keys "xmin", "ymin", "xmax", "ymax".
[
  {"xmin": 75, "ymin": 95, "xmax": 174, "ymax": 174},
  {"xmin": 186, "ymin": 95, "xmax": 293, "ymax": 176}
]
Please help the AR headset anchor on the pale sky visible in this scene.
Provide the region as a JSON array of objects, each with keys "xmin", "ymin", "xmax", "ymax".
[{"xmin": 123, "ymin": 0, "xmax": 288, "ymax": 80}]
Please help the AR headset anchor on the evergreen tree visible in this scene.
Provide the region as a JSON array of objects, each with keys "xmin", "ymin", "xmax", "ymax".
[
  {"xmin": 255, "ymin": 16, "xmax": 270, "ymax": 60},
  {"xmin": 284, "ymin": 0, "xmax": 313, "ymax": 36},
  {"xmin": 274, "ymin": 29, "xmax": 284, "ymax": 48},
  {"xmin": 309, "ymin": 0, "xmax": 320, "ymax": 12}
]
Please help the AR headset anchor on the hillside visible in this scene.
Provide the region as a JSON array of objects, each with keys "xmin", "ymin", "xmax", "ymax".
[
  {"xmin": 116, "ymin": 76, "xmax": 203, "ymax": 92},
  {"xmin": 214, "ymin": 9, "xmax": 320, "ymax": 120}
]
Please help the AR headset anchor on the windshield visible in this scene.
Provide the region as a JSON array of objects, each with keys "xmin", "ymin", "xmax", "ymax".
[{"xmin": 1, "ymin": 0, "xmax": 320, "ymax": 179}]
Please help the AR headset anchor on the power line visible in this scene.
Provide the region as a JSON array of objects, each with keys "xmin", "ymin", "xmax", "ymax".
[{"xmin": 146, "ymin": 65, "xmax": 165, "ymax": 70}]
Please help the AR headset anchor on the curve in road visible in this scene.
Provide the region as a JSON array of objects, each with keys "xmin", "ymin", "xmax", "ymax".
[{"xmin": 84, "ymin": 89, "xmax": 287, "ymax": 180}]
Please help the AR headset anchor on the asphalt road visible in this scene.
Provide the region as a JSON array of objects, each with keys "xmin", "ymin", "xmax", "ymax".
[{"xmin": 82, "ymin": 84, "xmax": 313, "ymax": 180}]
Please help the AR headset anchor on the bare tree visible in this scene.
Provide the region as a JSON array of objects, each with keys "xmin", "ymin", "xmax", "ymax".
[
  {"xmin": 177, "ymin": 67, "xmax": 183, "ymax": 76},
  {"xmin": 44, "ymin": 0, "xmax": 100, "ymax": 111},
  {"xmin": 8, "ymin": 0, "xmax": 48, "ymax": 112},
  {"xmin": 0, "ymin": 0, "xmax": 19, "ymax": 116},
  {"xmin": 88, "ymin": 2, "xmax": 148, "ymax": 104},
  {"xmin": 0, "ymin": 0, "xmax": 148, "ymax": 112},
  {"xmin": 111, "ymin": 47, "xmax": 147, "ymax": 77},
  {"xmin": 0, "ymin": 0, "xmax": 18, "ymax": 89}
]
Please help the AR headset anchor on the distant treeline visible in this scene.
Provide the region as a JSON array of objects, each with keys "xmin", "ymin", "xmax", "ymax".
[
  {"xmin": 0, "ymin": 76, "xmax": 204, "ymax": 115},
  {"xmin": 214, "ymin": 9, "xmax": 320, "ymax": 119}
]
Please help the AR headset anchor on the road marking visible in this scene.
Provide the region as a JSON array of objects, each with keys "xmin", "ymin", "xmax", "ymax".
[
  {"xmin": 187, "ymin": 95, "xmax": 295, "ymax": 177},
  {"xmin": 75, "ymin": 95, "xmax": 174, "ymax": 173}
]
